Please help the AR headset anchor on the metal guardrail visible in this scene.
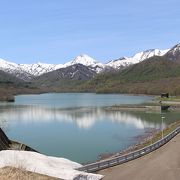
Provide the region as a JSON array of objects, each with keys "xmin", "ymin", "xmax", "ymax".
[{"xmin": 77, "ymin": 126, "xmax": 180, "ymax": 173}]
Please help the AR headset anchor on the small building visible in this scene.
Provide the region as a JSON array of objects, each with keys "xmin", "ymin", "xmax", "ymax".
[
  {"xmin": 161, "ymin": 105, "xmax": 170, "ymax": 111},
  {"xmin": 161, "ymin": 93, "xmax": 169, "ymax": 98}
]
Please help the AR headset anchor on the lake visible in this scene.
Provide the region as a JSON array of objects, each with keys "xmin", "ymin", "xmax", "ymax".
[{"xmin": 0, "ymin": 93, "xmax": 179, "ymax": 163}]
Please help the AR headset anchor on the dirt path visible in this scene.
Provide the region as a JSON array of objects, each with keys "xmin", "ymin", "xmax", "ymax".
[{"xmin": 98, "ymin": 134, "xmax": 180, "ymax": 180}]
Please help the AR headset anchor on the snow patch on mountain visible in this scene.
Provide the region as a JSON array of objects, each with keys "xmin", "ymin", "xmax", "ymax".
[
  {"xmin": 106, "ymin": 49, "xmax": 169, "ymax": 69},
  {"xmin": 19, "ymin": 63, "xmax": 64, "ymax": 76},
  {"xmin": 64, "ymin": 54, "xmax": 97, "ymax": 67},
  {"xmin": 0, "ymin": 55, "xmax": 104, "ymax": 80},
  {"xmin": 0, "ymin": 58, "xmax": 19, "ymax": 71},
  {"xmin": 0, "ymin": 58, "xmax": 32, "ymax": 80},
  {"xmin": 167, "ymin": 43, "xmax": 180, "ymax": 56},
  {"xmin": 64, "ymin": 54, "xmax": 105, "ymax": 73},
  {"xmin": 133, "ymin": 49, "xmax": 169, "ymax": 62}
]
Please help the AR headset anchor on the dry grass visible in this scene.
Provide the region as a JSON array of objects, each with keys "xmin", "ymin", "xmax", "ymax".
[{"xmin": 0, "ymin": 167, "xmax": 59, "ymax": 180}]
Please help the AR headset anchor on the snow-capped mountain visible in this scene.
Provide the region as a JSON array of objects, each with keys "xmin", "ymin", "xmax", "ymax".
[
  {"xmin": 0, "ymin": 44, "xmax": 179, "ymax": 81},
  {"xmin": 0, "ymin": 55, "xmax": 102, "ymax": 80},
  {"xmin": 19, "ymin": 63, "xmax": 64, "ymax": 77},
  {"xmin": 64, "ymin": 54, "xmax": 105, "ymax": 73},
  {"xmin": 33, "ymin": 64, "xmax": 97, "ymax": 86},
  {"xmin": 0, "ymin": 58, "xmax": 32, "ymax": 80},
  {"xmin": 165, "ymin": 43, "xmax": 180, "ymax": 62},
  {"xmin": 106, "ymin": 48, "xmax": 169, "ymax": 69},
  {"xmin": 64, "ymin": 54, "xmax": 98, "ymax": 67}
]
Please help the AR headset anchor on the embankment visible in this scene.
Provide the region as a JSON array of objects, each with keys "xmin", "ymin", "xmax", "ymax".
[
  {"xmin": 0, "ymin": 128, "xmax": 11, "ymax": 150},
  {"xmin": 0, "ymin": 128, "xmax": 36, "ymax": 152}
]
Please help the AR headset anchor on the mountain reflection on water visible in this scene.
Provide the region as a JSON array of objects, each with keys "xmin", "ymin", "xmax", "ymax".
[
  {"xmin": 0, "ymin": 105, "xmax": 173, "ymax": 130},
  {"xmin": 0, "ymin": 93, "xmax": 179, "ymax": 163}
]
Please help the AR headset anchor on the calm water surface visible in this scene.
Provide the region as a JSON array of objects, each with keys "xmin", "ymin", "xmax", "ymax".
[{"xmin": 0, "ymin": 93, "xmax": 179, "ymax": 163}]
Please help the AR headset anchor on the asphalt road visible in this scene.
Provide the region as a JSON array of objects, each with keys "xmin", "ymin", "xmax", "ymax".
[{"xmin": 98, "ymin": 134, "xmax": 180, "ymax": 180}]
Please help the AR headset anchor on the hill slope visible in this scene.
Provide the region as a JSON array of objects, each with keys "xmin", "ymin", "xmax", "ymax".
[
  {"xmin": 0, "ymin": 70, "xmax": 24, "ymax": 84},
  {"xmin": 0, "ymin": 70, "xmax": 42, "ymax": 101},
  {"xmin": 81, "ymin": 57, "xmax": 180, "ymax": 95},
  {"xmin": 0, "ymin": 43, "xmax": 180, "ymax": 96},
  {"xmin": 32, "ymin": 64, "xmax": 97, "ymax": 92},
  {"xmin": 165, "ymin": 44, "xmax": 180, "ymax": 63},
  {"xmin": 0, "ymin": 44, "xmax": 173, "ymax": 80}
]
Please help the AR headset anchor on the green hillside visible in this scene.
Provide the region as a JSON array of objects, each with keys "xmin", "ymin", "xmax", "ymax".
[
  {"xmin": 0, "ymin": 70, "xmax": 42, "ymax": 101},
  {"xmin": 1, "ymin": 56, "xmax": 180, "ymax": 98},
  {"xmin": 81, "ymin": 57, "xmax": 180, "ymax": 95}
]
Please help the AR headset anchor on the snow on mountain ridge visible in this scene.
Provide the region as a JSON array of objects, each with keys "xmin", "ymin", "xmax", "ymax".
[
  {"xmin": 64, "ymin": 54, "xmax": 105, "ymax": 73},
  {"xmin": 19, "ymin": 63, "xmax": 64, "ymax": 76},
  {"xmin": 64, "ymin": 54, "xmax": 98, "ymax": 66},
  {"xmin": 107, "ymin": 48, "xmax": 170, "ymax": 69},
  {"xmin": 0, "ymin": 54, "xmax": 102, "ymax": 79},
  {"xmin": 132, "ymin": 49, "xmax": 169, "ymax": 63},
  {"xmin": 0, "ymin": 44, "xmax": 177, "ymax": 79},
  {"xmin": 168, "ymin": 43, "xmax": 180, "ymax": 55}
]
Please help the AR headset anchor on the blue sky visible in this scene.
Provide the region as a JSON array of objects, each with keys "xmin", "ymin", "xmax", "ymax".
[{"xmin": 0, "ymin": 0, "xmax": 179, "ymax": 64}]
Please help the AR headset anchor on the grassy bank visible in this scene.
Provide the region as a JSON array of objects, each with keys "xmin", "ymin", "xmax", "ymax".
[{"xmin": 0, "ymin": 167, "xmax": 59, "ymax": 180}]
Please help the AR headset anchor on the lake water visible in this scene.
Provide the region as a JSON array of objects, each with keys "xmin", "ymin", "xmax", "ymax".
[{"xmin": 0, "ymin": 93, "xmax": 179, "ymax": 163}]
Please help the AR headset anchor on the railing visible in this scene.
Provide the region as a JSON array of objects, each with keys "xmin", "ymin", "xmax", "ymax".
[{"xmin": 77, "ymin": 126, "xmax": 180, "ymax": 173}]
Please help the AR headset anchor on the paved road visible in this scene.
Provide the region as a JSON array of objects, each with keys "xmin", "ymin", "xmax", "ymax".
[{"xmin": 98, "ymin": 134, "xmax": 180, "ymax": 180}]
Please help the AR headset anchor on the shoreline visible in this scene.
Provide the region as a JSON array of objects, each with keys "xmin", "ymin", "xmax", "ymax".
[
  {"xmin": 0, "ymin": 91, "xmax": 157, "ymax": 102},
  {"xmin": 96, "ymin": 127, "xmax": 159, "ymax": 161},
  {"xmin": 1, "ymin": 93, "xmax": 180, "ymax": 162},
  {"xmin": 0, "ymin": 128, "xmax": 103, "ymax": 180},
  {"xmin": 1, "ymin": 92, "xmax": 180, "ymax": 172},
  {"xmin": 0, "ymin": 127, "xmax": 37, "ymax": 152},
  {"xmin": 98, "ymin": 132, "xmax": 180, "ymax": 180},
  {"xmin": 104, "ymin": 101, "xmax": 180, "ymax": 112},
  {"xmin": 96, "ymin": 120, "xmax": 180, "ymax": 162}
]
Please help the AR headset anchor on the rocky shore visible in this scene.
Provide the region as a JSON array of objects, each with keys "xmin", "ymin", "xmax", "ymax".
[
  {"xmin": 97, "ymin": 127, "xmax": 159, "ymax": 161},
  {"xmin": 0, "ymin": 127, "xmax": 36, "ymax": 151},
  {"xmin": 97, "ymin": 120, "xmax": 180, "ymax": 162}
]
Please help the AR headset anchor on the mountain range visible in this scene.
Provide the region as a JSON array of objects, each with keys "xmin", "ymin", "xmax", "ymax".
[
  {"xmin": 0, "ymin": 43, "xmax": 180, "ymax": 97},
  {"xmin": 1, "ymin": 44, "xmax": 179, "ymax": 81}
]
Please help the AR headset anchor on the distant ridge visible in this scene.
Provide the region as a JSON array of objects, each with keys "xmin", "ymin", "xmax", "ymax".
[
  {"xmin": 32, "ymin": 64, "xmax": 97, "ymax": 89},
  {"xmin": 0, "ymin": 44, "xmax": 179, "ymax": 80},
  {"xmin": 165, "ymin": 43, "xmax": 180, "ymax": 62},
  {"xmin": 0, "ymin": 43, "xmax": 180, "ymax": 95},
  {"xmin": 106, "ymin": 48, "xmax": 169, "ymax": 69},
  {"xmin": 81, "ymin": 56, "xmax": 180, "ymax": 95}
]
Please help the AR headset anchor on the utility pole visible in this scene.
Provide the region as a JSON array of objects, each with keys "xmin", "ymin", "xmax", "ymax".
[{"xmin": 161, "ymin": 116, "xmax": 165, "ymax": 139}]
